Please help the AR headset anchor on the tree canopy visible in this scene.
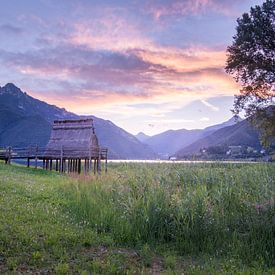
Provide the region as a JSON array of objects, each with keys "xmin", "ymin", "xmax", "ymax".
[{"xmin": 226, "ymin": 0, "xmax": 275, "ymax": 147}]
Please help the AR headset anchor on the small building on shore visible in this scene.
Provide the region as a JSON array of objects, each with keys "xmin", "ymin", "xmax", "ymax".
[{"xmin": 45, "ymin": 118, "xmax": 107, "ymax": 173}]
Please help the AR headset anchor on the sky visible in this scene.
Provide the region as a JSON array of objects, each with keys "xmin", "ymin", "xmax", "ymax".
[{"xmin": 0, "ymin": 0, "xmax": 262, "ymax": 135}]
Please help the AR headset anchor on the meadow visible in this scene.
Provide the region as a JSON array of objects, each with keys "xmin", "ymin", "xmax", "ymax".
[{"xmin": 0, "ymin": 161, "xmax": 274, "ymax": 274}]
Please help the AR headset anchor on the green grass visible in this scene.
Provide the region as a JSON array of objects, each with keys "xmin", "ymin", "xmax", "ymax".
[{"xmin": 0, "ymin": 161, "xmax": 274, "ymax": 273}]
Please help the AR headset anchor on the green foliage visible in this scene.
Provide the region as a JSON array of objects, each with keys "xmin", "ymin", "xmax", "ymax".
[
  {"xmin": 164, "ymin": 254, "xmax": 177, "ymax": 270},
  {"xmin": 225, "ymin": 0, "xmax": 275, "ymax": 146},
  {"xmin": 54, "ymin": 262, "xmax": 70, "ymax": 274},
  {"xmin": 140, "ymin": 243, "xmax": 153, "ymax": 267}
]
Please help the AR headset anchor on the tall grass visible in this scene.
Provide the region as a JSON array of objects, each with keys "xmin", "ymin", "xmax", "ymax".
[{"xmin": 62, "ymin": 162, "xmax": 275, "ymax": 266}]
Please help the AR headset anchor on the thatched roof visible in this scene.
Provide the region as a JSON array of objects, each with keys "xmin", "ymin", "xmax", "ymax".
[{"xmin": 46, "ymin": 119, "xmax": 99, "ymax": 152}]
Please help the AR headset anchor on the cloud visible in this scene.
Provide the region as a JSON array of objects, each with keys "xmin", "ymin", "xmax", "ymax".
[
  {"xmin": 0, "ymin": 1, "xmax": 240, "ymax": 114},
  {"xmin": 144, "ymin": 0, "xmax": 246, "ymax": 19},
  {"xmin": 200, "ymin": 100, "xmax": 219, "ymax": 111},
  {"xmin": 200, "ymin": 116, "xmax": 210, "ymax": 121},
  {"xmin": 0, "ymin": 24, "xmax": 23, "ymax": 34},
  {"xmin": 0, "ymin": 40, "xmax": 238, "ymax": 112},
  {"xmin": 147, "ymin": 118, "xmax": 195, "ymax": 124}
]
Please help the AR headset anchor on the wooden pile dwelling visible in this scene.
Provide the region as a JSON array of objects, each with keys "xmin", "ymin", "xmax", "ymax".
[{"xmin": 0, "ymin": 118, "xmax": 108, "ymax": 174}]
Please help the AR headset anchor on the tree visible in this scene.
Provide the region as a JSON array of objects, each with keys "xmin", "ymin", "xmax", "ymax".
[{"xmin": 225, "ymin": 0, "xmax": 275, "ymax": 147}]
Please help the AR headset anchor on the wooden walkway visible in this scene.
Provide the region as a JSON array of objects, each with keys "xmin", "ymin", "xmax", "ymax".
[{"xmin": 0, "ymin": 146, "xmax": 108, "ymax": 174}]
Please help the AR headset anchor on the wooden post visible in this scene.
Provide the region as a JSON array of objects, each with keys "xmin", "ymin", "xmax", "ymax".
[
  {"xmin": 98, "ymin": 148, "xmax": 101, "ymax": 175},
  {"xmin": 72, "ymin": 159, "xmax": 75, "ymax": 172},
  {"xmin": 27, "ymin": 158, "xmax": 30, "ymax": 168},
  {"xmin": 50, "ymin": 159, "xmax": 53, "ymax": 171},
  {"xmin": 93, "ymin": 159, "xmax": 96, "ymax": 175},
  {"xmin": 8, "ymin": 147, "xmax": 11, "ymax": 165},
  {"xmin": 78, "ymin": 159, "xmax": 81, "ymax": 174},
  {"xmin": 105, "ymin": 158, "xmax": 108, "ymax": 173},
  {"xmin": 88, "ymin": 148, "xmax": 92, "ymax": 172},
  {"xmin": 55, "ymin": 159, "xmax": 59, "ymax": 171},
  {"xmin": 35, "ymin": 146, "xmax": 38, "ymax": 169},
  {"xmin": 4, "ymin": 147, "xmax": 8, "ymax": 164},
  {"xmin": 60, "ymin": 146, "xmax": 64, "ymax": 173},
  {"xmin": 43, "ymin": 158, "xmax": 45, "ymax": 169},
  {"xmin": 5, "ymin": 148, "xmax": 8, "ymax": 164},
  {"xmin": 85, "ymin": 159, "xmax": 88, "ymax": 174}
]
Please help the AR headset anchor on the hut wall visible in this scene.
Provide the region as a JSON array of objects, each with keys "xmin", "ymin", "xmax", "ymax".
[{"xmin": 45, "ymin": 119, "xmax": 99, "ymax": 158}]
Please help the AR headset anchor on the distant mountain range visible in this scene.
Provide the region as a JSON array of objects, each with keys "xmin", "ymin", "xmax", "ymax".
[
  {"xmin": 0, "ymin": 83, "xmax": 265, "ymax": 160},
  {"xmin": 139, "ymin": 117, "xmax": 241, "ymax": 158},
  {"xmin": 0, "ymin": 83, "xmax": 156, "ymax": 159},
  {"xmin": 135, "ymin": 132, "xmax": 150, "ymax": 142},
  {"xmin": 175, "ymin": 119, "xmax": 261, "ymax": 158}
]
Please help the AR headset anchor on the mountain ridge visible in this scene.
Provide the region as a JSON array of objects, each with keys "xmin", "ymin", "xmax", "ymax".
[
  {"xmin": 142, "ymin": 117, "xmax": 239, "ymax": 157},
  {"xmin": 0, "ymin": 83, "xmax": 157, "ymax": 159},
  {"xmin": 175, "ymin": 119, "xmax": 261, "ymax": 158},
  {"xmin": 135, "ymin": 132, "xmax": 150, "ymax": 142}
]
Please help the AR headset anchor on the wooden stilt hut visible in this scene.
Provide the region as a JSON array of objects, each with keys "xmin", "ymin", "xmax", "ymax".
[{"xmin": 44, "ymin": 118, "xmax": 107, "ymax": 174}]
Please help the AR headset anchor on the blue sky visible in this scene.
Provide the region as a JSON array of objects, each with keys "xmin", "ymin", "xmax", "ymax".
[{"xmin": 0, "ymin": 0, "xmax": 262, "ymax": 135}]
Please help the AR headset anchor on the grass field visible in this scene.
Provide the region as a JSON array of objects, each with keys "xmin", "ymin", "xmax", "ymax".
[{"xmin": 0, "ymin": 161, "xmax": 274, "ymax": 274}]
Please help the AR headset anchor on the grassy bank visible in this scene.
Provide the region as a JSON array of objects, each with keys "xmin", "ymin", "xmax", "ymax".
[{"xmin": 0, "ymin": 162, "xmax": 274, "ymax": 273}]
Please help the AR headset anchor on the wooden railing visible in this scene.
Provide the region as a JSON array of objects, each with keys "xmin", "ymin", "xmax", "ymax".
[{"xmin": 0, "ymin": 146, "xmax": 107, "ymax": 160}]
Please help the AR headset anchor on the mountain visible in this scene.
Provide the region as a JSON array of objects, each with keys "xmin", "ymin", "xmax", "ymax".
[
  {"xmin": 203, "ymin": 116, "xmax": 241, "ymax": 134},
  {"xmin": 84, "ymin": 116, "xmax": 156, "ymax": 159},
  {"xmin": 143, "ymin": 117, "xmax": 239, "ymax": 158},
  {"xmin": 0, "ymin": 83, "xmax": 156, "ymax": 159},
  {"xmin": 135, "ymin": 132, "xmax": 150, "ymax": 142},
  {"xmin": 175, "ymin": 119, "xmax": 261, "ymax": 157}
]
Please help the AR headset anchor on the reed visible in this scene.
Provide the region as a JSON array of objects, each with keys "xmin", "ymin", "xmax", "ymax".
[{"xmin": 63, "ymin": 162, "xmax": 275, "ymax": 266}]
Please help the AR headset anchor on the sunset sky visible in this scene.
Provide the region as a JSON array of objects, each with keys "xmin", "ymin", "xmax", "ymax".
[{"xmin": 0, "ymin": 0, "xmax": 262, "ymax": 135}]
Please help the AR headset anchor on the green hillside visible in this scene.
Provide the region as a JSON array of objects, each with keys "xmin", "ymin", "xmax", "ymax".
[
  {"xmin": 176, "ymin": 120, "xmax": 261, "ymax": 157},
  {"xmin": 0, "ymin": 162, "xmax": 274, "ymax": 273}
]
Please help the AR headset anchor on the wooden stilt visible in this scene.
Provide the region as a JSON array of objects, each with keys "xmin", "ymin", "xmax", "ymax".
[
  {"xmin": 60, "ymin": 146, "xmax": 64, "ymax": 173},
  {"xmin": 8, "ymin": 147, "xmax": 11, "ymax": 165},
  {"xmin": 72, "ymin": 159, "xmax": 75, "ymax": 172},
  {"xmin": 35, "ymin": 146, "xmax": 38, "ymax": 169},
  {"xmin": 93, "ymin": 159, "xmax": 96, "ymax": 175},
  {"xmin": 84, "ymin": 159, "xmax": 87, "ymax": 174},
  {"xmin": 78, "ymin": 159, "xmax": 81, "ymax": 174},
  {"xmin": 105, "ymin": 158, "xmax": 107, "ymax": 173},
  {"xmin": 98, "ymin": 150, "xmax": 101, "ymax": 174}
]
